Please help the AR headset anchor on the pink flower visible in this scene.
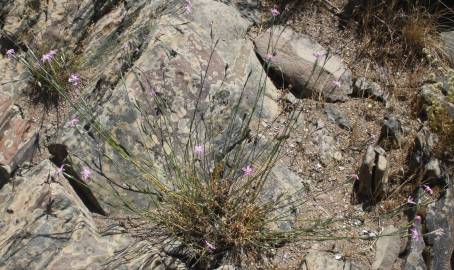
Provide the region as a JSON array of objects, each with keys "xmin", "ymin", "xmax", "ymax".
[
  {"xmin": 271, "ymin": 5, "xmax": 280, "ymax": 17},
  {"xmin": 41, "ymin": 49, "xmax": 57, "ymax": 62},
  {"xmin": 204, "ymin": 240, "xmax": 216, "ymax": 251},
  {"xmin": 68, "ymin": 74, "xmax": 81, "ymax": 86},
  {"xmin": 421, "ymin": 184, "xmax": 433, "ymax": 195},
  {"xmin": 67, "ymin": 117, "xmax": 79, "ymax": 128},
  {"xmin": 415, "ymin": 215, "xmax": 422, "ymax": 223},
  {"xmin": 81, "ymin": 167, "xmax": 92, "ymax": 182},
  {"xmin": 242, "ymin": 165, "xmax": 254, "ymax": 177},
  {"xmin": 194, "ymin": 144, "xmax": 204, "ymax": 155},
  {"xmin": 6, "ymin": 49, "xmax": 15, "ymax": 59},
  {"xmin": 149, "ymin": 87, "xmax": 157, "ymax": 97},
  {"xmin": 312, "ymin": 51, "xmax": 325, "ymax": 60},
  {"xmin": 350, "ymin": 173, "xmax": 359, "ymax": 181},
  {"xmin": 264, "ymin": 53, "xmax": 274, "ymax": 61},
  {"xmin": 407, "ymin": 196, "xmax": 416, "ymax": 205},
  {"xmin": 55, "ymin": 164, "xmax": 65, "ymax": 177},
  {"xmin": 410, "ymin": 227, "xmax": 420, "ymax": 241},
  {"xmin": 185, "ymin": 0, "xmax": 193, "ymax": 13},
  {"xmin": 332, "ymin": 80, "xmax": 341, "ymax": 88}
]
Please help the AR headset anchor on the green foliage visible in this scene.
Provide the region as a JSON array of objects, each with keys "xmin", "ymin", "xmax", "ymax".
[
  {"xmin": 14, "ymin": 47, "xmax": 81, "ymax": 108},
  {"xmin": 426, "ymin": 70, "xmax": 454, "ymax": 152}
]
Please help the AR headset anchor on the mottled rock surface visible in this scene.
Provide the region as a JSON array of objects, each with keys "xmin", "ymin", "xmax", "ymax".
[
  {"xmin": 425, "ymin": 176, "xmax": 454, "ymax": 270},
  {"xmin": 0, "ymin": 93, "xmax": 38, "ymax": 184},
  {"xmin": 0, "ymin": 160, "xmax": 181, "ymax": 269}
]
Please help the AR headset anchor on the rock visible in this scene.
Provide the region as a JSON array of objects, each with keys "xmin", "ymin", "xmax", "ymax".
[
  {"xmin": 354, "ymin": 145, "xmax": 388, "ymax": 206},
  {"xmin": 354, "ymin": 77, "xmax": 388, "ymax": 102},
  {"xmin": 0, "ymin": 160, "xmax": 180, "ymax": 269},
  {"xmin": 378, "ymin": 114, "xmax": 403, "ymax": 149},
  {"xmin": 402, "ymin": 223, "xmax": 426, "ymax": 270},
  {"xmin": 300, "ymin": 251, "xmax": 362, "ymax": 270},
  {"xmin": 55, "ymin": 0, "xmax": 282, "ymax": 213},
  {"xmin": 311, "ymin": 125, "xmax": 339, "ymax": 165},
  {"xmin": 0, "ymin": 93, "xmax": 38, "ymax": 185},
  {"xmin": 254, "ymin": 26, "xmax": 353, "ymax": 102},
  {"xmin": 441, "ymin": 31, "xmax": 454, "ymax": 64},
  {"xmin": 372, "ymin": 226, "xmax": 401, "ymax": 270},
  {"xmin": 324, "ymin": 104, "xmax": 352, "ymax": 130},
  {"xmin": 409, "ymin": 127, "xmax": 436, "ymax": 175},
  {"xmin": 425, "ymin": 175, "xmax": 454, "ymax": 270}
]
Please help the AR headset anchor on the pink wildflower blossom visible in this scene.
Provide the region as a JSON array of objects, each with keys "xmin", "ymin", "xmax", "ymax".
[
  {"xmin": 6, "ymin": 49, "xmax": 15, "ymax": 59},
  {"xmin": 68, "ymin": 74, "xmax": 81, "ymax": 86},
  {"xmin": 271, "ymin": 5, "xmax": 280, "ymax": 16},
  {"xmin": 312, "ymin": 51, "xmax": 325, "ymax": 60},
  {"xmin": 55, "ymin": 164, "xmax": 65, "ymax": 177},
  {"xmin": 67, "ymin": 117, "xmax": 79, "ymax": 128},
  {"xmin": 415, "ymin": 215, "xmax": 422, "ymax": 223},
  {"xmin": 81, "ymin": 167, "xmax": 92, "ymax": 182},
  {"xmin": 421, "ymin": 184, "xmax": 433, "ymax": 195},
  {"xmin": 41, "ymin": 49, "xmax": 57, "ymax": 62},
  {"xmin": 204, "ymin": 240, "xmax": 216, "ymax": 251},
  {"xmin": 350, "ymin": 173, "xmax": 359, "ymax": 181},
  {"xmin": 407, "ymin": 196, "xmax": 416, "ymax": 205},
  {"xmin": 185, "ymin": 0, "xmax": 193, "ymax": 13},
  {"xmin": 242, "ymin": 165, "xmax": 254, "ymax": 177},
  {"xmin": 194, "ymin": 144, "xmax": 204, "ymax": 155},
  {"xmin": 410, "ymin": 227, "xmax": 420, "ymax": 241},
  {"xmin": 149, "ymin": 87, "xmax": 157, "ymax": 97},
  {"xmin": 264, "ymin": 53, "xmax": 274, "ymax": 61},
  {"xmin": 332, "ymin": 80, "xmax": 341, "ymax": 88}
]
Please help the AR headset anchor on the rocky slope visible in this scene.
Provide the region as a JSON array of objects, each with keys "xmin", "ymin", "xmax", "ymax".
[{"xmin": 1, "ymin": 0, "xmax": 453, "ymax": 269}]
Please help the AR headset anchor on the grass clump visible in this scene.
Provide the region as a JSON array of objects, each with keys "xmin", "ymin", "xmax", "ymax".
[
  {"xmin": 426, "ymin": 70, "xmax": 454, "ymax": 153},
  {"xmin": 5, "ymin": 45, "xmax": 81, "ymax": 108},
  {"xmin": 344, "ymin": 0, "xmax": 447, "ymax": 65}
]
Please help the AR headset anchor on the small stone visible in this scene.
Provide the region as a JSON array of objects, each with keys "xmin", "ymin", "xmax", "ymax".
[
  {"xmin": 372, "ymin": 226, "xmax": 400, "ymax": 270},
  {"xmin": 333, "ymin": 151, "xmax": 343, "ymax": 161}
]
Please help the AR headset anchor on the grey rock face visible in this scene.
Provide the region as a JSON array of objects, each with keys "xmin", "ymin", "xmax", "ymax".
[
  {"xmin": 0, "ymin": 93, "xmax": 38, "ymax": 184},
  {"xmin": 372, "ymin": 226, "xmax": 401, "ymax": 270},
  {"xmin": 254, "ymin": 26, "xmax": 353, "ymax": 102},
  {"xmin": 354, "ymin": 145, "xmax": 388, "ymax": 206},
  {"xmin": 0, "ymin": 160, "xmax": 175, "ymax": 269},
  {"xmin": 48, "ymin": 0, "xmax": 283, "ymax": 213},
  {"xmin": 300, "ymin": 251, "xmax": 362, "ymax": 270},
  {"xmin": 425, "ymin": 176, "xmax": 454, "ymax": 270}
]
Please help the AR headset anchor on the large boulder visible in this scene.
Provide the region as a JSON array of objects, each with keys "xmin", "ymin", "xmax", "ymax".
[
  {"xmin": 54, "ymin": 0, "xmax": 287, "ymax": 214},
  {"xmin": 254, "ymin": 26, "xmax": 353, "ymax": 101},
  {"xmin": 0, "ymin": 160, "xmax": 181, "ymax": 269}
]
